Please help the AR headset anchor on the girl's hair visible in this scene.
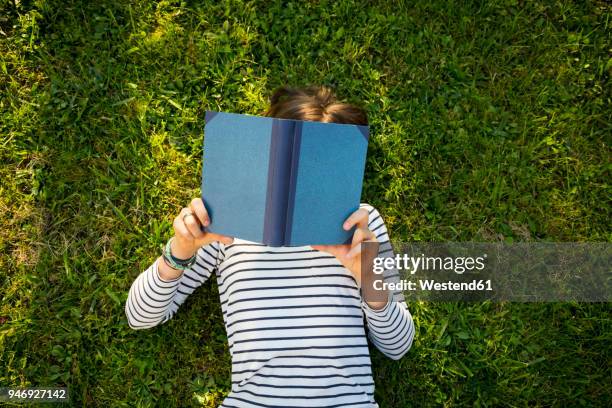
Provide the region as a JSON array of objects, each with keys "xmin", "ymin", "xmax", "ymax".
[{"xmin": 264, "ymin": 85, "xmax": 368, "ymax": 125}]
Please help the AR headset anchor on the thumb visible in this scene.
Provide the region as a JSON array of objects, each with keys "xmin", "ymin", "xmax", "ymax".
[
  {"xmin": 215, "ymin": 234, "xmax": 234, "ymax": 245},
  {"xmin": 196, "ymin": 232, "xmax": 234, "ymax": 247},
  {"xmin": 312, "ymin": 244, "xmax": 342, "ymax": 258}
]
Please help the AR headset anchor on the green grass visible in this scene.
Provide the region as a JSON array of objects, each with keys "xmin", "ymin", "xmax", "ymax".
[{"xmin": 1, "ymin": 0, "xmax": 610, "ymax": 406}]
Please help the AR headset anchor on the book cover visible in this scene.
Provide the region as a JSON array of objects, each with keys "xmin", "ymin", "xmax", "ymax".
[{"xmin": 201, "ymin": 110, "xmax": 369, "ymax": 247}]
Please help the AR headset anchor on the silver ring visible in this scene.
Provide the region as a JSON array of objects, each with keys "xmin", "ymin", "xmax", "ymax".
[{"xmin": 182, "ymin": 211, "xmax": 195, "ymax": 222}]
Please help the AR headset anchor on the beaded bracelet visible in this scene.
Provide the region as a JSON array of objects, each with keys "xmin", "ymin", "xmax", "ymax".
[
  {"xmin": 163, "ymin": 237, "xmax": 196, "ymax": 270},
  {"xmin": 161, "ymin": 253, "xmax": 182, "ymax": 271}
]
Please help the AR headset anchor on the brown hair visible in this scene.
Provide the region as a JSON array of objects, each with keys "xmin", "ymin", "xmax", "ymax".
[{"xmin": 264, "ymin": 85, "xmax": 368, "ymax": 125}]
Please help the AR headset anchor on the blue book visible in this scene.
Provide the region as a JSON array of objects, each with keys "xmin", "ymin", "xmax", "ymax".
[{"xmin": 201, "ymin": 110, "xmax": 369, "ymax": 247}]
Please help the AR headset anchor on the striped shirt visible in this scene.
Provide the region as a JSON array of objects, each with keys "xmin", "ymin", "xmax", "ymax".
[{"xmin": 125, "ymin": 204, "xmax": 414, "ymax": 407}]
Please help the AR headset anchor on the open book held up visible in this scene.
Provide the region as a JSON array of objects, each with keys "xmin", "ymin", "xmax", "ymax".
[{"xmin": 201, "ymin": 111, "xmax": 369, "ymax": 247}]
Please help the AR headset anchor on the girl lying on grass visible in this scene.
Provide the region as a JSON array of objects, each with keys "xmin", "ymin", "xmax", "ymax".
[{"xmin": 125, "ymin": 85, "xmax": 415, "ymax": 408}]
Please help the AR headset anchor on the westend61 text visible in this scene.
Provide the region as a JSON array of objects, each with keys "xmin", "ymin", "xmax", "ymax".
[{"xmin": 373, "ymin": 279, "xmax": 493, "ymax": 292}]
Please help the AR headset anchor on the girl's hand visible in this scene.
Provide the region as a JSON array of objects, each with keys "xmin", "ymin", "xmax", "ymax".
[
  {"xmin": 171, "ymin": 198, "xmax": 234, "ymax": 259},
  {"xmin": 312, "ymin": 208, "xmax": 379, "ymax": 288}
]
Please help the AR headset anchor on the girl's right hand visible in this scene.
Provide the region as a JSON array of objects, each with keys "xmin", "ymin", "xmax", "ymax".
[{"xmin": 171, "ymin": 198, "xmax": 234, "ymax": 259}]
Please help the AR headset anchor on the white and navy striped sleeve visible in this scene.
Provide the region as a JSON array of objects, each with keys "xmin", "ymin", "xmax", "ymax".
[
  {"xmin": 359, "ymin": 204, "xmax": 415, "ymax": 360},
  {"xmin": 125, "ymin": 241, "xmax": 223, "ymax": 330}
]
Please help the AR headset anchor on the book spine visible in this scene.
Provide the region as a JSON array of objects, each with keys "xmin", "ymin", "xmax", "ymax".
[
  {"xmin": 263, "ymin": 120, "xmax": 295, "ymax": 246},
  {"xmin": 283, "ymin": 120, "xmax": 303, "ymax": 246}
]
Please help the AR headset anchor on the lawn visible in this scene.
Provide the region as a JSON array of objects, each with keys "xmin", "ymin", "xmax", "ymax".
[{"xmin": 1, "ymin": 0, "xmax": 610, "ymax": 407}]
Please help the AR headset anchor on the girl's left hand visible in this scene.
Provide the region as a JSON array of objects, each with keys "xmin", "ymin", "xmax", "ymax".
[{"xmin": 312, "ymin": 208, "xmax": 379, "ymax": 287}]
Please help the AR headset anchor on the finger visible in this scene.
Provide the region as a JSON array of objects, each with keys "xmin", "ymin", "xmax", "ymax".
[
  {"xmin": 351, "ymin": 227, "xmax": 374, "ymax": 247},
  {"xmin": 346, "ymin": 232, "xmax": 378, "ymax": 259},
  {"xmin": 182, "ymin": 208, "xmax": 205, "ymax": 239},
  {"xmin": 351, "ymin": 228, "xmax": 366, "ymax": 247},
  {"xmin": 347, "ymin": 227, "xmax": 377, "ymax": 258},
  {"xmin": 190, "ymin": 198, "xmax": 210, "ymax": 227},
  {"xmin": 312, "ymin": 244, "xmax": 332, "ymax": 253},
  {"xmin": 343, "ymin": 208, "xmax": 369, "ymax": 231},
  {"xmin": 219, "ymin": 235, "xmax": 234, "ymax": 245},
  {"xmin": 206, "ymin": 233, "xmax": 234, "ymax": 245},
  {"xmin": 174, "ymin": 212, "xmax": 195, "ymax": 240},
  {"xmin": 195, "ymin": 231, "xmax": 233, "ymax": 246},
  {"xmin": 312, "ymin": 244, "xmax": 344, "ymax": 258},
  {"xmin": 345, "ymin": 242, "xmax": 362, "ymax": 259}
]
